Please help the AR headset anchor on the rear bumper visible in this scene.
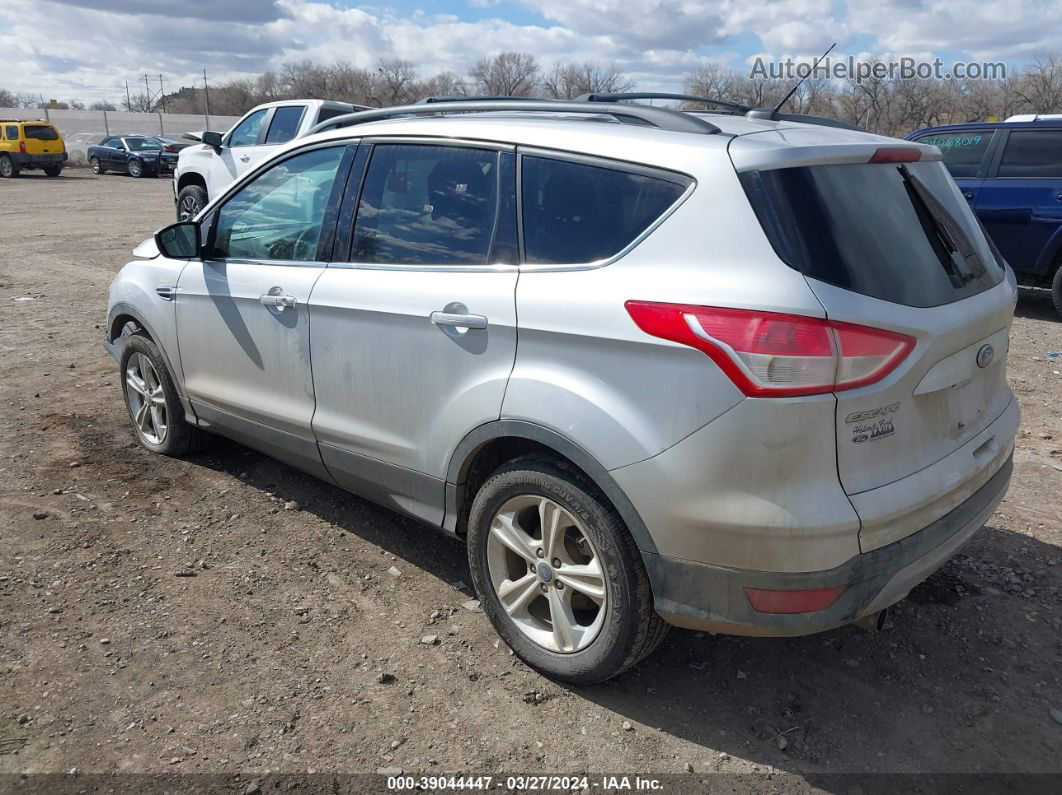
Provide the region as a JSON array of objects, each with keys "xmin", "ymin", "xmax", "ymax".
[
  {"xmin": 11, "ymin": 152, "xmax": 66, "ymax": 168},
  {"xmin": 645, "ymin": 453, "xmax": 1012, "ymax": 636}
]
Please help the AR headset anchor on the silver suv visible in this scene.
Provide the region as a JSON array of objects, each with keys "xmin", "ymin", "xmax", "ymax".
[{"xmin": 104, "ymin": 99, "xmax": 1019, "ymax": 683}]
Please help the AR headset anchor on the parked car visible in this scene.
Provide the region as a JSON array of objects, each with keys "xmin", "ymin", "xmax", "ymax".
[
  {"xmin": 105, "ymin": 99, "xmax": 1018, "ymax": 683},
  {"xmin": 908, "ymin": 118, "xmax": 1062, "ymax": 317},
  {"xmin": 173, "ymin": 99, "xmax": 369, "ymax": 220},
  {"xmin": 0, "ymin": 119, "xmax": 67, "ymax": 177},
  {"xmin": 88, "ymin": 136, "xmax": 169, "ymax": 178}
]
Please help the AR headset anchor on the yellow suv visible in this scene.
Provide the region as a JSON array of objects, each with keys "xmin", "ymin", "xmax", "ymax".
[{"xmin": 0, "ymin": 119, "xmax": 67, "ymax": 177}]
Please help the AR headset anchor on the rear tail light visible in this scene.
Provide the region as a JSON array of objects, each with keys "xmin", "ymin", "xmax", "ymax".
[
  {"xmin": 869, "ymin": 147, "xmax": 922, "ymax": 163},
  {"xmin": 165, "ymin": 145, "xmax": 177, "ymax": 152},
  {"xmin": 19, "ymin": 142, "xmax": 26, "ymax": 154},
  {"xmin": 744, "ymin": 585, "xmax": 845, "ymax": 614},
  {"xmin": 625, "ymin": 302, "xmax": 915, "ymax": 397}
]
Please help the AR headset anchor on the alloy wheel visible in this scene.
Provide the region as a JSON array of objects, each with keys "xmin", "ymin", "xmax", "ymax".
[
  {"xmin": 178, "ymin": 194, "xmax": 200, "ymax": 221},
  {"xmin": 128, "ymin": 160, "xmax": 142, "ymax": 177},
  {"xmin": 125, "ymin": 352, "xmax": 167, "ymax": 445},
  {"xmin": 486, "ymin": 494, "xmax": 607, "ymax": 653},
  {"xmin": 90, "ymin": 157, "xmax": 100, "ymax": 174}
]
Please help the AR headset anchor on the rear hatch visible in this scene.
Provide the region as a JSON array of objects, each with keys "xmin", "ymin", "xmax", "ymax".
[
  {"xmin": 735, "ymin": 135, "xmax": 1015, "ymax": 551},
  {"xmin": 21, "ymin": 123, "xmax": 62, "ymax": 155}
]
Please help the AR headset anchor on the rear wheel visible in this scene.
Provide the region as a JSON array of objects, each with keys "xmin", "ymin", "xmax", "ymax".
[
  {"xmin": 0, "ymin": 155, "xmax": 18, "ymax": 178},
  {"xmin": 120, "ymin": 334, "xmax": 204, "ymax": 457},
  {"xmin": 128, "ymin": 159, "xmax": 143, "ymax": 178},
  {"xmin": 1052, "ymin": 263, "xmax": 1062, "ymax": 320},
  {"xmin": 89, "ymin": 157, "xmax": 104, "ymax": 175},
  {"xmin": 467, "ymin": 455, "xmax": 667, "ymax": 683},
  {"xmin": 44, "ymin": 166, "xmax": 61, "ymax": 177},
  {"xmin": 177, "ymin": 184, "xmax": 208, "ymax": 221}
]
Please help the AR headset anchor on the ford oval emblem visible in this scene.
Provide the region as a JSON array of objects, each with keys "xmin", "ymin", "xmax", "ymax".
[{"xmin": 976, "ymin": 343, "xmax": 994, "ymax": 369}]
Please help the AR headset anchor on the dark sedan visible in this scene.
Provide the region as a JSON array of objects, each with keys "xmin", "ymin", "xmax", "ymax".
[{"xmin": 87, "ymin": 136, "xmax": 170, "ymax": 177}]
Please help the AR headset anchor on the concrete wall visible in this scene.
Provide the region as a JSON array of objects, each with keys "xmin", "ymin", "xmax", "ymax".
[{"xmin": 0, "ymin": 108, "xmax": 241, "ymax": 165}]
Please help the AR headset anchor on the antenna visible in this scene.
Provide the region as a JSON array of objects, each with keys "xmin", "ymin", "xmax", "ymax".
[{"xmin": 773, "ymin": 42, "xmax": 836, "ymax": 114}]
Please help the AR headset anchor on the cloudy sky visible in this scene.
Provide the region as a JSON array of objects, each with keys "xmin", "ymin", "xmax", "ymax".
[{"xmin": 2, "ymin": 0, "xmax": 1059, "ymax": 104}]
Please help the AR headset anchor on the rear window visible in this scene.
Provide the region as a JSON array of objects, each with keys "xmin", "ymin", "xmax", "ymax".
[
  {"xmin": 913, "ymin": 130, "xmax": 992, "ymax": 177},
  {"xmin": 740, "ymin": 161, "xmax": 1005, "ymax": 308},
  {"xmin": 997, "ymin": 130, "xmax": 1062, "ymax": 177},
  {"xmin": 315, "ymin": 107, "xmax": 350, "ymax": 125},
  {"xmin": 521, "ymin": 156, "xmax": 689, "ymax": 264},
  {"xmin": 4, "ymin": 125, "xmax": 17, "ymax": 140},
  {"xmin": 23, "ymin": 124, "xmax": 58, "ymax": 141}
]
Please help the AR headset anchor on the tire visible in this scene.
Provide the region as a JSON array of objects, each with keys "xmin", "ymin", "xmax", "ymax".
[
  {"xmin": 467, "ymin": 455, "xmax": 668, "ymax": 684},
  {"xmin": 0, "ymin": 155, "xmax": 18, "ymax": 178},
  {"xmin": 119, "ymin": 333, "xmax": 204, "ymax": 457},
  {"xmin": 44, "ymin": 166, "xmax": 61, "ymax": 177},
  {"xmin": 1052, "ymin": 263, "xmax": 1062, "ymax": 321},
  {"xmin": 176, "ymin": 184, "xmax": 208, "ymax": 221},
  {"xmin": 128, "ymin": 159, "xmax": 143, "ymax": 178},
  {"xmin": 89, "ymin": 157, "xmax": 104, "ymax": 175}
]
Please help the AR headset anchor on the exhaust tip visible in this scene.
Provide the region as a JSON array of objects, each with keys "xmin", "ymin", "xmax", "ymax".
[{"xmin": 854, "ymin": 607, "xmax": 889, "ymax": 633}]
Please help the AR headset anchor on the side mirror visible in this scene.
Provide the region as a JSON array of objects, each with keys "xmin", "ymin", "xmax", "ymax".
[
  {"xmin": 201, "ymin": 130, "xmax": 223, "ymax": 152},
  {"xmin": 155, "ymin": 222, "xmax": 200, "ymax": 259}
]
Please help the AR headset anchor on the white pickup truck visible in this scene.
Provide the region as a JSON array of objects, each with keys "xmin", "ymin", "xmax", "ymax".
[{"xmin": 174, "ymin": 99, "xmax": 367, "ymax": 220}]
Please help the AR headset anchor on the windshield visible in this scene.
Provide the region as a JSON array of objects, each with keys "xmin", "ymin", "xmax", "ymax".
[
  {"xmin": 126, "ymin": 138, "xmax": 162, "ymax": 151},
  {"xmin": 23, "ymin": 124, "xmax": 58, "ymax": 141},
  {"xmin": 739, "ymin": 160, "xmax": 1005, "ymax": 307}
]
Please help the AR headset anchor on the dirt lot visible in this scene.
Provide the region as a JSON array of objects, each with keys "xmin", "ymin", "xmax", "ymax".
[{"xmin": 1, "ymin": 172, "xmax": 1060, "ymax": 787}]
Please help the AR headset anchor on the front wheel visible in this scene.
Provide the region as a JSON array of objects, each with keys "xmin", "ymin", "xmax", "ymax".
[
  {"xmin": 120, "ymin": 334, "xmax": 203, "ymax": 457},
  {"xmin": 467, "ymin": 455, "xmax": 668, "ymax": 684},
  {"xmin": 176, "ymin": 184, "xmax": 208, "ymax": 221},
  {"xmin": 128, "ymin": 159, "xmax": 143, "ymax": 178},
  {"xmin": 90, "ymin": 157, "xmax": 104, "ymax": 175},
  {"xmin": 1052, "ymin": 264, "xmax": 1062, "ymax": 320}
]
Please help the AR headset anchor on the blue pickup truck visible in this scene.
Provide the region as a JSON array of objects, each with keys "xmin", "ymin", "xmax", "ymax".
[{"xmin": 908, "ymin": 117, "xmax": 1062, "ymax": 317}]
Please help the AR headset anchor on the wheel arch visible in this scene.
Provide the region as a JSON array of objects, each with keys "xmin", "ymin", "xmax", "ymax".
[
  {"xmin": 444, "ymin": 420, "xmax": 658, "ymax": 555},
  {"xmin": 176, "ymin": 170, "xmax": 207, "ymax": 195}
]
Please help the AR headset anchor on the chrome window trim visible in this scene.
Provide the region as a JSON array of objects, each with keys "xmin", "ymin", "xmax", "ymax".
[
  {"xmin": 204, "ymin": 257, "xmax": 328, "ymax": 269},
  {"xmin": 515, "ymin": 146, "xmax": 697, "ymax": 272},
  {"xmin": 356, "ymin": 135, "xmax": 516, "ymax": 152}
]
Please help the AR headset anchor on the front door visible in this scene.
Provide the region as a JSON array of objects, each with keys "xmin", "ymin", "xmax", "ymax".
[
  {"xmin": 208, "ymin": 107, "xmax": 270, "ymax": 197},
  {"xmin": 309, "ymin": 142, "xmax": 519, "ymax": 524},
  {"xmin": 176, "ymin": 144, "xmax": 350, "ymax": 477}
]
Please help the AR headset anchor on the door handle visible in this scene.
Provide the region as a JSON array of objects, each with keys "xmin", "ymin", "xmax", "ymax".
[
  {"xmin": 239, "ymin": 154, "xmax": 251, "ymax": 163},
  {"xmin": 962, "ymin": 191, "xmax": 974, "ymax": 200},
  {"xmin": 260, "ymin": 293, "xmax": 296, "ymax": 309},
  {"xmin": 1055, "ymin": 192, "xmax": 1062, "ymax": 202},
  {"xmin": 430, "ymin": 311, "xmax": 487, "ymax": 329}
]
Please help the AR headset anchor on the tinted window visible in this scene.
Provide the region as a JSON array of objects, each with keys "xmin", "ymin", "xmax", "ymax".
[
  {"xmin": 228, "ymin": 109, "xmax": 268, "ymax": 147},
  {"xmin": 352, "ymin": 145, "xmax": 499, "ymax": 266},
  {"xmin": 127, "ymin": 138, "xmax": 161, "ymax": 151},
  {"xmin": 23, "ymin": 124, "xmax": 58, "ymax": 141},
  {"xmin": 316, "ymin": 107, "xmax": 351, "ymax": 125},
  {"xmin": 521, "ymin": 156, "xmax": 687, "ymax": 264},
  {"xmin": 914, "ymin": 130, "xmax": 992, "ymax": 177},
  {"xmin": 740, "ymin": 161, "xmax": 1005, "ymax": 308},
  {"xmin": 209, "ymin": 146, "xmax": 344, "ymax": 262},
  {"xmin": 265, "ymin": 106, "xmax": 305, "ymax": 144},
  {"xmin": 998, "ymin": 130, "xmax": 1062, "ymax": 177},
  {"xmin": 5, "ymin": 126, "xmax": 17, "ymax": 140}
]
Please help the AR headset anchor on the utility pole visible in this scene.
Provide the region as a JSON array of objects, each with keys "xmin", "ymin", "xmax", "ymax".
[
  {"xmin": 203, "ymin": 69, "xmax": 212, "ymax": 128},
  {"xmin": 158, "ymin": 74, "xmax": 166, "ymax": 112},
  {"xmin": 124, "ymin": 80, "xmax": 132, "ymax": 112},
  {"xmin": 144, "ymin": 73, "xmax": 152, "ymax": 111}
]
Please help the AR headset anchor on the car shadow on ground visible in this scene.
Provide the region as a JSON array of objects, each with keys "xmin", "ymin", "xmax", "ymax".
[
  {"xmin": 1015, "ymin": 286, "xmax": 1059, "ymax": 323},
  {"xmin": 190, "ymin": 436, "xmax": 1060, "ymax": 782}
]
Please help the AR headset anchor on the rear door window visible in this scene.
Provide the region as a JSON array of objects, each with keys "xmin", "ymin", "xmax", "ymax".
[
  {"xmin": 520, "ymin": 155, "xmax": 689, "ymax": 264},
  {"xmin": 912, "ymin": 130, "xmax": 993, "ymax": 177},
  {"xmin": 740, "ymin": 160, "xmax": 1005, "ymax": 307},
  {"xmin": 6, "ymin": 125, "xmax": 19, "ymax": 140},
  {"xmin": 265, "ymin": 106, "xmax": 305, "ymax": 144},
  {"xmin": 351, "ymin": 144, "xmax": 500, "ymax": 266},
  {"xmin": 997, "ymin": 130, "xmax": 1062, "ymax": 177},
  {"xmin": 23, "ymin": 124, "xmax": 58, "ymax": 141}
]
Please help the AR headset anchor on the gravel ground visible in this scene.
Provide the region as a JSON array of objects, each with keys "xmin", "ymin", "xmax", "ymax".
[{"xmin": 1, "ymin": 171, "xmax": 1060, "ymax": 787}]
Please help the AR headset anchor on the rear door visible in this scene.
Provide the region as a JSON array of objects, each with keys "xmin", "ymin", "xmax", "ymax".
[
  {"xmin": 975, "ymin": 128, "xmax": 1062, "ymax": 274},
  {"xmin": 308, "ymin": 141, "xmax": 519, "ymax": 524},
  {"xmin": 740, "ymin": 156, "xmax": 1015, "ymax": 550},
  {"xmin": 20, "ymin": 123, "xmax": 60, "ymax": 157}
]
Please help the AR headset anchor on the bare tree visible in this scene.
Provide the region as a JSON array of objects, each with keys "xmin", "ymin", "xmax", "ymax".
[
  {"xmin": 469, "ymin": 52, "xmax": 540, "ymax": 96},
  {"xmin": 420, "ymin": 71, "xmax": 469, "ymax": 100},
  {"xmin": 89, "ymin": 100, "xmax": 116, "ymax": 111},
  {"xmin": 0, "ymin": 88, "xmax": 15, "ymax": 107},
  {"xmin": 543, "ymin": 61, "xmax": 632, "ymax": 99}
]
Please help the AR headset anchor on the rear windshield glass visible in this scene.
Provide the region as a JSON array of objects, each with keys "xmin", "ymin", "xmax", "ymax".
[
  {"xmin": 23, "ymin": 124, "xmax": 58, "ymax": 140},
  {"xmin": 740, "ymin": 161, "xmax": 1005, "ymax": 307},
  {"xmin": 127, "ymin": 138, "xmax": 161, "ymax": 150}
]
